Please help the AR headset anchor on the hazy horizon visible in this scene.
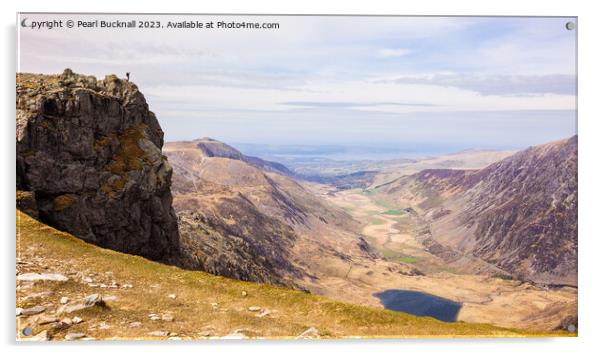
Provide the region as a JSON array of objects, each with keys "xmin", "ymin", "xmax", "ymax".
[{"xmin": 19, "ymin": 14, "xmax": 577, "ymax": 151}]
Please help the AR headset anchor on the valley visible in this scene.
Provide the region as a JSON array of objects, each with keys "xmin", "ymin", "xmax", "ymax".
[
  {"xmin": 315, "ymin": 186, "xmax": 576, "ymax": 330},
  {"xmin": 15, "ymin": 71, "xmax": 577, "ymax": 339},
  {"xmin": 164, "ymin": 136, "xmax": 578, "ymax": 331},
  {"xmin": 164, "ymin": 138, "xmax": 577, "ymax": 330}
]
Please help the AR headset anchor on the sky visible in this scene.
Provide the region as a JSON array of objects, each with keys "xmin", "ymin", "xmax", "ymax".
[{"xmin": 18, "ymin": 14, "xmax": 577, "ymax": 153}]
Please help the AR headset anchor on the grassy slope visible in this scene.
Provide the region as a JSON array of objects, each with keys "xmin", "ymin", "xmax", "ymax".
[{"xmin": 16, "ymin": 211, "xmax": 569, "ymax": 340}]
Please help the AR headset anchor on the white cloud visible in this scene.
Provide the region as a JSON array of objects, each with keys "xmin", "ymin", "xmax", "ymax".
[
  {"xmin": 144, "ymin": 76, "xmax": 575, "ymax": 117},
  {"xmin": 373, "ymin": 73, "xmax": 576, "ymax": 95},
  {"xmin": 17, "ymin": 14, "xmax": 577, "ymax": 145},
  {"xmin": 377, "ymin": 48, "xmax": 413, "ymax": 58}
]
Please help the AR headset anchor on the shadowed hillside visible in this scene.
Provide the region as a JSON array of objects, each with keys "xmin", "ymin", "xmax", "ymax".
[
  {"xmin": 374, "ymin": 136, "xmax": 578, "ymax": 286},
  {"xmin": 164, "ymin": 139, "xmax": 420, "ymax": 290}
]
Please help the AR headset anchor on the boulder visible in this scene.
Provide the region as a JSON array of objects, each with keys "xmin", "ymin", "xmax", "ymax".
[
  {"xmin": 16, "ymin": 70, "xmax": 180, "ymax": 264},
  {"xmin": 58, "ymin": 294, "xmax": 105, "ymax": 314}
]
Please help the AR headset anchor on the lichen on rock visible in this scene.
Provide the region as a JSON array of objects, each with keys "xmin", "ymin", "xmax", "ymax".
[{"xmin": 16, "ymin": 69, "xmax": 181, "ymax": 263}]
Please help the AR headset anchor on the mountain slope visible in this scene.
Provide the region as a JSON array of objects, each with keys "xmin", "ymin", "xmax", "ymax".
[
  {"xmin": 188, "ymin": 138, "xmax": 295, "ymax": 176},
  {"xmin": 164, "ymin": 139, "xmax": 419, "ymax": 290},
  {"xmin": 17, "ymin": 210, "xmax": 560, "ymax": 340},
  {"xmin": 175, "ymin": 192, "xmax": 302, "ymax": 288},
  {"xmin": 374, "ymin": 136, "xmax": 577, "ymax": 285}
]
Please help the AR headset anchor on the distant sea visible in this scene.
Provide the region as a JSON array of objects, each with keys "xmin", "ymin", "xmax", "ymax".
[{"xmin": 232, "ymin": 143, "xmax": 507, "ymax": 162}]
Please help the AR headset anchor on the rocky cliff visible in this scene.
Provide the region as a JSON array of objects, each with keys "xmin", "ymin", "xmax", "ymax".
[{"xmin": 16, "ymin": 69, "xmax": 180, "ymax": 263}]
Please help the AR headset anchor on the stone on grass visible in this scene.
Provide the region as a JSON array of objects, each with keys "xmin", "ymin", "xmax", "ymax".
[
  {"xmin": 53, "ymin": 317, "xmax": 73, "ymax": 329},
  {"xmin": 59, "ymin": 294, "xmax": 104, "ymax": 314},
  {"xmin": 221, "ymin": 329, "xmax": 248, "ymax": 339},
  {"xmin": 29, "ymin": 330, "xmax": 49, "ymax": 341},
  {"xmin": 60, "ymin": 296, "xmax": 69, "ymax": 304},
  {"xmin": 256, "ymin": 309, "xmax": 272, "ymax": 318},
  {"xmin": 21, "ymin": 305, "xmax": 46, "ymax": 316},
  {"xmin": 84, "ymin": 294, "xmax": 103, "ymax": 306},
  {"xmin": 148, "ymin": 330, "xmax": 169, "ymax": 337},
  {"xmin": 248, "ymin": 306, "xmax": 261, "ymax": 312},
  {"xmin": 17, "ymin": 273, "xmax": 68, "ymax": 282},
  {"xmin": 23, "ymin": 291, "xmax": 53, "ymax": 300},
  {"xmin": 64, "ymin": 332, "xmax": 86, "ymax": 340},
  {"xmin": 36, "ymin": 314, "xmax": 59, "ymax": 325}
]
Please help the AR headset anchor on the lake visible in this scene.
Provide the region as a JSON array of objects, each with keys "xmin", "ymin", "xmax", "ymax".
[{"xmin": 374, "ymin": 289, "xmax": 462, "ymax": 322}]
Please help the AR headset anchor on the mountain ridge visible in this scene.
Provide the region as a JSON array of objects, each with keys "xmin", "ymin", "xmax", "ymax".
[{"xmin": 374, "ymin": 136, "xmax": 577, "ymax": 285}]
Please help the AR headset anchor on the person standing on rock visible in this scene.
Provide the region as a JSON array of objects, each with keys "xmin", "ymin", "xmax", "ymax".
[{"xmin": 126, "ymin": 72, "xmax": 130, "ymax": 81}]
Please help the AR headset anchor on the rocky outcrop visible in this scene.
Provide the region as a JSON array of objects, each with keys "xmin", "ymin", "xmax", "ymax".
[
  {"xmin": 16, "ymin": 69, "xmax": 180, "ymax": 263},
  {"xmin": 176, "ymin": 198, "xmax": 303, "ymax": 288}
]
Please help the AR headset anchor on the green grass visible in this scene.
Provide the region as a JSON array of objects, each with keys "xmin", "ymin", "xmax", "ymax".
[
  {"xmin": 398, "ymin": 256, "xmax": 419, "ymax": 264},
  {"xmin": 16, "ymin": 210, "xmax": 569, "ymax": 339},
  {"xmin": 381, "ymin": 249, "xmax": 401, "ymax": 259},
  {"xmin": 382, "ymin": 209, "xmax": 403, "ymax": 216},
  {"xmin": 381, "ymin": 249, "xmax": 420, "ymax": 264}
]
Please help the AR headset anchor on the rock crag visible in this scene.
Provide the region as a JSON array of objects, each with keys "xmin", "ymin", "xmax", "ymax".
[{"xmin": 16, "ymin": 69, "xmax": 180, "ymax": 263}]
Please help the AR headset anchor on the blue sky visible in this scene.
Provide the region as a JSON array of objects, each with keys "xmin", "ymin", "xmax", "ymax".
[{"xmin": 18, "ymin": 15, "xmax": 577, "ymax": 152}]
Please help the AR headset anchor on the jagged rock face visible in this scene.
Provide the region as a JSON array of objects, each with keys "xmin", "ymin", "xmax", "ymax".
[
  {"xmin": 16, "ymin": 70, "xmax": 180, "ymax": 263},
  {"xmin": 176, "ymin": 195, "xmax": 303, "ymax": 288},
  {"xmin": 376, "ymin": 136, "xmax": 577, "ymax": 285}
]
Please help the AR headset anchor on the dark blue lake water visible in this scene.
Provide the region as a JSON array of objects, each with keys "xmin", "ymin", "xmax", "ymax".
[{"xmin": 374, "ymin": 289, "xmax": 462, "ymax": 322}]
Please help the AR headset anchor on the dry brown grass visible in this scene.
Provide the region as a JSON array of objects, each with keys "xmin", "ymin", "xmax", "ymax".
[{"xmin": 16, "ymin": 210, "xmax": 571, "ymax": 340}]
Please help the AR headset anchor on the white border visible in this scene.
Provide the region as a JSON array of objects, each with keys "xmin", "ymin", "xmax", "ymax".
[{"xmin": 3, "ymin": 1, "xmax": 601, "ymax": 353}]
